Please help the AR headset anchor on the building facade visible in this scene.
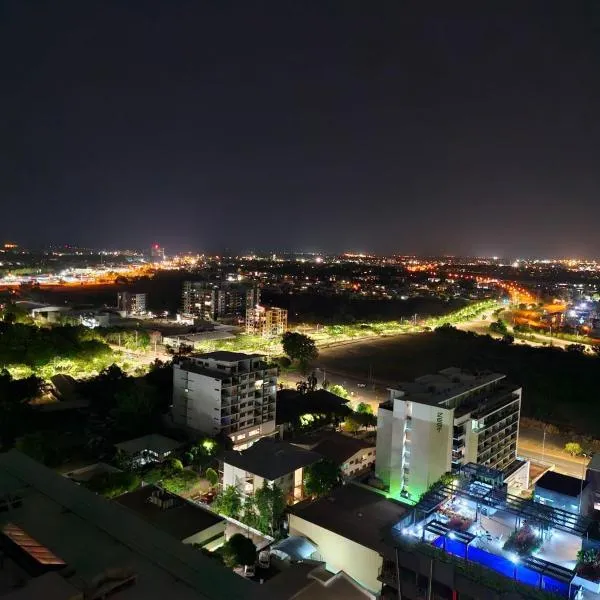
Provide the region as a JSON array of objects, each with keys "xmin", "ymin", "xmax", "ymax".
[
  {"xmin": 117, "ymin": 291, "xmax": 147, "ymax": 315},
  {"xmin": 245, "ymin": 305, "xmax": 288, "ymax": 337},
  {"xmin": 376, "ymin": 368, "xmax": 522, "ymax": 502},
  {"xmin": 221, "ymin": 438, "xmax": 320, "ymax": 503},
  {"xmin": 182, "ymin": 281, "xmax": 260, "ymax": 322},
  {"xmin": 172, "ymin": 351, "xmax": 277, "ymax": 448}
]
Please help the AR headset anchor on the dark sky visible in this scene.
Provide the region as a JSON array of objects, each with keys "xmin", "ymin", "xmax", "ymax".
[{"xmin": 2, "ymin": 2, "xmax": 600, "ymax": 257}]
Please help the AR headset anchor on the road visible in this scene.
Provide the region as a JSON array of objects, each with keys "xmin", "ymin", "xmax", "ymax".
[{"xmin": 518, "ymin": 428, "xmax": 591, "ymax": 478}]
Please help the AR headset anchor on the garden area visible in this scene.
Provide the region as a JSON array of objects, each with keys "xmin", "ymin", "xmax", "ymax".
[{"xmin": 503, "ymin": 523, "xmax": 542, "ymax": 556}]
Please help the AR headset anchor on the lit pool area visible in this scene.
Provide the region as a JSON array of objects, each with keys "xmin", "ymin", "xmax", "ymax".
[{"xmin": 392, "ymin": 468, "xmax": 596, "ymax": 599}]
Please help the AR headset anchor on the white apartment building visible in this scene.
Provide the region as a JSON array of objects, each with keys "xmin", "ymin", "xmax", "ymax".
[
  {"xmin": 172, "ymin": 351, "xmax": 277, "ymax": 448},
  {"xmin": 376, "ymin": 367, "xmax": 522, "ymax": 503}
]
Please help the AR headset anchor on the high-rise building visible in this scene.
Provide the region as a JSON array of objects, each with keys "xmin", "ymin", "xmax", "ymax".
[
  {"xmin": 150, "ymin": 243, "xmax": 165, "ymax": 261},
  {"xmin": 376, "ymin": 367, "xmax": 521, "ymax": 502},
  {"xmin": 172, "ymin": 351, "xmax": 277, "ymax": 448},
  {"xmin": 181, "ymin": 281, "xmax": 259, "ymax": 321},
  {"xmin": 245, "ymin": 305, "xmax": 288, "ymax": 337},
  {"xmin": 117, "ymin": 291, "xmax": 147, "ymax": 315}
]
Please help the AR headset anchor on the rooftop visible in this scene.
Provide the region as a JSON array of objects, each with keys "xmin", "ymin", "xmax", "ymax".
[
  {"xmin": 262, "ymin": 562, "xmax": 374, "ymax": 600},
  {"xmin": 193, "ymin": 351, "xmax": 265, "ymax": 363},
  {"xmin": 115, "ymin": 433, "xmax": 182, "ymax": 456},
  {"xmin": 223, "ymin": 438, "xmax": 321, "ymax": 481},
  {"xmin": 292, "ymin": 431, "xmax": 375, "ymax": 465},
  {"xmin": 388, "ymin": 367, "xmax": 507, "ymax": 408},
  {"xmin": 289, "ymin": 484, "xmax": 408, "ymax": 556},
  {"xmin": 536, "ymin": 471, "xmax": 588, "ymax": 498},
  {"xmin": 114, "ymin": 485, "xmax": 224, "ymax": 541},
  {"xmin": 0, "ymin": 450, "xmax": 251, "ymax": 600}
]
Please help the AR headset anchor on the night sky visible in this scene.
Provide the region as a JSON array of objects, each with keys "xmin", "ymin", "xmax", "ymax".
[{"xmin": 2, "ymin": 2, "xmax": 600, "ymax": 257}]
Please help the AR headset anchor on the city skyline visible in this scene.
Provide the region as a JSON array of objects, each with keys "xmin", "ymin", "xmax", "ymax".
[{"xmin": 3, "ymin": 3, "xmax": 600, "ymax": 256}]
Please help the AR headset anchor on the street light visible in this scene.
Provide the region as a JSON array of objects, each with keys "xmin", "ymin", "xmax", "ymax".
[{"xmin": 579, "ymin": 453, "xmax": 589, "ymax": 514}]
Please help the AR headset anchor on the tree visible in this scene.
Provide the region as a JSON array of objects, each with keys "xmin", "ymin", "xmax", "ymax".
[
  {"xmin": 254, "ymin": 482, "xmax": 286, "ymax": 536},
  {"xmin": 328, "ymin": 384, "xmax": 349, "ymax": 399},
  {"xmin": 565, "ymin": 442, "xmax": 583, "ymax": 456},
  {"xmin": 205, "ymin": 467, "xmax": 219, "ymax": 488},
  {"xmin": 85, "ymin": 471, "xmax": 141, "ymax": 499},
  {"xmin": 276, "ymin": 356, "xmax": 291, "ymax": 368},
  {"xmin": 16, "ymin": 431, "xmax": 63, "ymax": 466},
  {"xmin": 356, "ymin": 402, "xmax": 373, "ymax": 414},
  {"xmin": 113, "ymin": 382, "xmax": 160, "ymax": 437},
  {"xmin": 304, "ymin": 459, "xmax": 342, "ymax": 498},
  {"xmin": 212, "ymin": 485, "xmax": 242, "ymax": 519},
  {"xmin": 161, "ymin": 469, "xmax": 201, "ymax": 496},
  {"xmin": 221, "ymin": 533, "xmax": 256, "ymax": 568},
  {"xmin": 489, "ymin": 320, "xmax": 508, "ymax": 335},
  {"xmin": 281, "ymin": 332, "xmax": 318, "ymax": 367},
  {"xmin": 344, "ymin": 411, "xmax": 376, "ymax": 433}
]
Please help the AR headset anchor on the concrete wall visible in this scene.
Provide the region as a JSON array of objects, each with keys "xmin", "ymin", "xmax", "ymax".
[
  {"xmin": 407, "ymin": 403, "xmax": 452, "ymax": 500},
  {"xmin": 222, "ymin": 463, "xmax": 300, "ymax": 501},
  {"xmin": 182, "ymin": 519, "xmax": 227, "ymax": 549},
  {"xmin": 375, "ymin": 407, "xmax": 393, "ymax": 487},
  {"xmin": 288, "ymin": 514, "xmax": 383, "ymax": 594},
  {"xmin": 342, "ymin": 448, "xmax": 376, "ymax": 477}
]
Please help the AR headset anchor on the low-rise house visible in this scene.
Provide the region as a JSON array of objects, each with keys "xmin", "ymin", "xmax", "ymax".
[
  {"xmin": 222, "ymin": 438, "xmax": 321, "ymax": 502},
  {"xmin": 114, "ymin": 433, "xmax": 182, "ymax": 468},
  {"xmin": 115, "ymin": 485, "xmax": 226, "ymax": 550},
  {"xmin": 292, "ymin": 431, "xmax": 376, "ymax": 478}
]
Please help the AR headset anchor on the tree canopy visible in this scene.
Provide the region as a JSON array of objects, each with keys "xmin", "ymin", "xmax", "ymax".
[
  {"xmin": 221, "ymin": 534, "xmax": 256, "ymax": 567},
  {"xmin": 281, "ymin": 332, "xmax": 318, "ymax": 365},
  {"xmin": 304, "ymin": 459, "xmax": 342, "ymax": 497},
  {"xmin": 212, "ymin": 485, "xmax": 243, "ymax": 519}
]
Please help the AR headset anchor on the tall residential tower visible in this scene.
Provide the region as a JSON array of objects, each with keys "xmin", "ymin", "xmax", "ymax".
[{"xmin": 376, "ymin": 367, "xmax": 522, "ymax": 502}]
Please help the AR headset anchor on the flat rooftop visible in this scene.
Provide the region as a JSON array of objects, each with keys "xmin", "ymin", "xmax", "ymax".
[
  {"xmin": 289, "ymin": 484, "xmax": 408, "ymax": 556},
  {"xmin": 223, "ymin": 438, "xmax": 321, "ymax": 481},
  {"xmin": 192, "ymin": 351, "xmax": 264, "ymax": 363},
  {"xmin": 536, "ymin": 471, "xmax": 588, "ymax": 498},
  {"xmin": 390, "ymin": 367, "xmax": 507, "ymax": 407},
  {"xmin": 115, "ymin": 485, "xmax": 224, "ymax": 541},
  {"xmin": 0, "ymin": 450, "xmax": 251, "ymax": 600}
]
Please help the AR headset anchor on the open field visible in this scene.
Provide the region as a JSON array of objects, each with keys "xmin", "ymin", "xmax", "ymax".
[{"xmin": 316, "ymin": 329, "xmax": 600, "ymax": 436}]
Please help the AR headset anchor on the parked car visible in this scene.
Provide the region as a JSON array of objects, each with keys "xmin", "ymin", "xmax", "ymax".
[{"xmin": 357, "ymin": 383, "xmax": 366, "ymax": 388}]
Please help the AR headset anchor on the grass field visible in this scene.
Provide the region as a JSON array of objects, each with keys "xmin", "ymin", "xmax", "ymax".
[
  {"xmin": 317, "ymin": 332, "xmax": 478, "ymax": 383},
  {"xmin": 317, "ymin": 329, "xmax": 600, "ymax": 436}
]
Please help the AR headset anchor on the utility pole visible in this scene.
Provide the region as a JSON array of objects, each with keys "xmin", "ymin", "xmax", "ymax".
[{"xmin": 541, "ymin": 426, "xmax": 547, "ymax": 464}]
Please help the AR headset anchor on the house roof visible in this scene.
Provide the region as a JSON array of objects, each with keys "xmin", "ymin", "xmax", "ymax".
[
  {"xmin": 295, "ymin": 432, "xmax": 375, "ymax": 466},
  {"xmin": 223, "ymin": 438, "xmax": 321, "ymax": 481},
  {"xmin": 115, "ymin": 485, "xmax": 224, "ymax": 541},
  {"xmin": 288, "ymin": 484, "xmax": 408, "ymax": 556},
  {"xmin": 194, "ymin": 351, "xmax": 264, "ymax": 362},
  {"xmin": 536, "ymin": 471, "xmax": 588, "ymax": 497},
  {"xmin": 114, "ymin": 434, "xmax": 181, "ymax": 456}
]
